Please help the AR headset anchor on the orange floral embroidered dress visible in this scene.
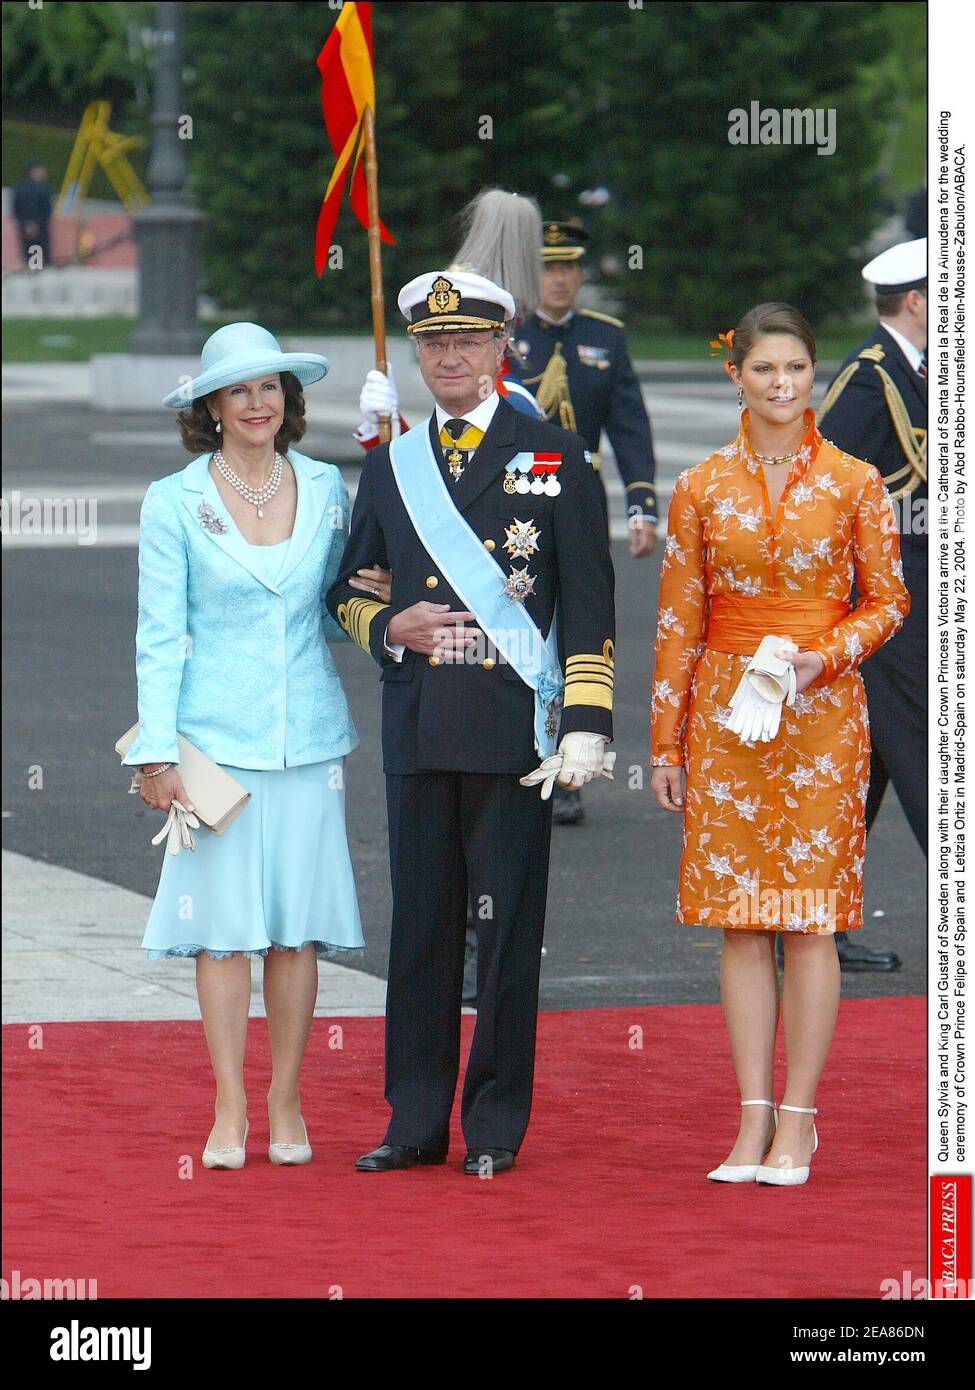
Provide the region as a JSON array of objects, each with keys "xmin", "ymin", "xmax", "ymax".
[{"xmin": 651, "ymin": 409, "xmax": 910, "ymax": 933}]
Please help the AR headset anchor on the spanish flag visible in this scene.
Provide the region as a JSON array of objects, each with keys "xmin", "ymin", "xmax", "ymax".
[{"xmin": 314, "ymin": 1, "xmax": 394, "ymax": 274}]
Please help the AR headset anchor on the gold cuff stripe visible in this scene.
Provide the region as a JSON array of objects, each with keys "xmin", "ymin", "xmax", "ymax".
[
  {"xmin": 563, "ymin": 683, "xmax": 613, "ymax": 711},
  {"xmin": 625, "ymin": 480, "xmax": 656, "ymax": 491},
  {"xmin": 340, "ymin": 597, "xmax": 389, "ymax": 652},
  {"xmin": 564, "ymin": 667, "xmax": 614, "ymax": 684},
  {"xmin": 566, "ymin": 651, "xmax": 615, "ymax": 667}
]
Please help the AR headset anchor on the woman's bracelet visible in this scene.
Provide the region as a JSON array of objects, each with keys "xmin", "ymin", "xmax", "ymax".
[{"xmin": 141, "ymin": 762, "xmax": 175, "ymax": 778}]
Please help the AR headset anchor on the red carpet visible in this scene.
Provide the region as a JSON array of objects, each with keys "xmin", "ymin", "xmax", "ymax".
[{"xmin": 3, "ymin": 999, "xmax": 924, "ymax": 1299}]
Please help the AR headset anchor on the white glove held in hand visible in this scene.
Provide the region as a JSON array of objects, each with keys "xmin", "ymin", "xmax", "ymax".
[
  {"xmin": 519, "ymin": 732, "xmax": 616, "ymax": 799},
  {"xmin": 746, "ymin": 635, "xmax": 799, "ymax": 705},
  {"xmin": 149, "ymin": 798, "xmax": 200, "ymax": 855},
  {"xmin": 726, "ymin": 636, "xmax": 798, "ymax": 744},
  {"xmin": 357, "ymin": 368, "xmax": 399, "ymax": 436}
]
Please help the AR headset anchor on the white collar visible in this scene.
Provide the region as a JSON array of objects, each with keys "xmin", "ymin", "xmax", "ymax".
[
  {"xmin": 536, "ymin": 308, "xmax": 575, "ymax": 328},
  {"xmin": 879, "ymin": 321, "xmax": 923, "ymax": 372},
  {"xmin": 434, "ymin": 391, "xmax": 500, "ymax": 435}
]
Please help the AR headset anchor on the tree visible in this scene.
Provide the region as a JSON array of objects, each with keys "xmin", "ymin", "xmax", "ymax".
[{"xmin": 588, "ymin": 1, "xmax": 894, "ymax": 330}]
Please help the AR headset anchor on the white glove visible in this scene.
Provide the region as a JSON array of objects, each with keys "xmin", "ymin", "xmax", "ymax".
[
  {"xmin": 356, "ymin": 367, "xmax": 399, "ymax": 439},
  {"xmin": 519, "ymin": 732, "xmax": 616, "ymax": 799},
  {"xmin": 149, "ymin": 798, "xmax": 200, "ymax": 855},
  {"xmin": 726, "ymin": 677, "xmax": 779, "ymax": 743},
  {"xmin": 746, "ymin": 635, "xmax": 798, "ymax": 705},
  {"xmin": 726, "ymin": 637, "xmax": 798, "ymax": 744}
]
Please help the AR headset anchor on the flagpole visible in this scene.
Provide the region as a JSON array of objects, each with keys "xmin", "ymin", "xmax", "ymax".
[{"xmin": 362, "ymin": 104, "xmax": 390, "ymax": 443}]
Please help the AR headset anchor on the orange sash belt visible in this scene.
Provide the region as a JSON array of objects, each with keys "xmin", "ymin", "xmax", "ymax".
[{"xmin": 706, "ymin": 594, "xmax": 850, "ymax": 654}]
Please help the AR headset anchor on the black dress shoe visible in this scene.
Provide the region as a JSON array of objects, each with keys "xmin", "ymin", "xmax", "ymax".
[
  {"xmin": 552, "ymin": 787, "xmax": 584, "ymax": 825},
  {"xmin": 835, "ymin": 930, "xmax": 901, "ymax": 972},
  {"xmin": 463, "ymin": 1147, "xmax": 515, "ymax": 1175},
  {"xmin": 355, "ymin": 1144, "xmax": 447, "ymax": 1171}
]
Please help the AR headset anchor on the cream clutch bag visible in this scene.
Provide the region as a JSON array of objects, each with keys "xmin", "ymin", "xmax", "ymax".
[{"xmin": 115, "ymin": 725, "xmax": 251, "ymax": 846}]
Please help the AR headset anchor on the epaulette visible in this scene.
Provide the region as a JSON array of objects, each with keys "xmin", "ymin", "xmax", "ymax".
[
  {"xmin": 858, "ymin": 344, "xmax": 885, "ymax": 362},
  {"xmin": 578, "ymin": 308, "xmax": 623, "ymax": 329}
]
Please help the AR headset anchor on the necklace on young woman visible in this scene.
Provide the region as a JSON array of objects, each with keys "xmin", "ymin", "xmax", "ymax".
[
  {"xmin": 751, "ymin": 445, "xmax": 802, "ymax": 467},
  {"xmin": 213, "ymin": 448, "xmax": 283, "ymax": 517}
]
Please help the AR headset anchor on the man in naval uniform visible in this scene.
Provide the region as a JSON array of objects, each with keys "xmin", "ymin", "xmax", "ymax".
[
  {"xmin": 510, "ymin": 219, "xmax": 658, "ymax": 824},
  {"xmin": 817, "ymin": 238, "xmax": 927, "ymax": 973},
  {"xmin": 327, "ymin": 270, "xmax": 616, "ymax": 1174}
]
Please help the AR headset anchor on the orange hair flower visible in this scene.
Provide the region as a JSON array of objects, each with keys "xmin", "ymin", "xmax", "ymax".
[{"xmin": 708, "ymin": 329, "xmax": 735, "ymax": 356}]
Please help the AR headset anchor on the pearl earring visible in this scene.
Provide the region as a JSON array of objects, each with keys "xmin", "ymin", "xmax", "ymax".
[{"xmin": 215, "ymin": 419, "xmax": 221, "ymax": 433}]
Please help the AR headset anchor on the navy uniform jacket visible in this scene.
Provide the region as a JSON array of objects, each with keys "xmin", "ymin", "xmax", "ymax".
[
  {"xmin": 817, "ymin": 323, "xmax": 927, "ymax": 556},
  {"xmin": 326, "ymin": 398, "xmax": 616, "ymax": 775},
  {"xmin": 510, "ymin": 308, "xmax": 658, "ymax": 522}
]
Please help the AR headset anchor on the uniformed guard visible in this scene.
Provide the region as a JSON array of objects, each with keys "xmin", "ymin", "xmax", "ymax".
[
  {"xmin": 817, "ymin": 237, "xmax": 927, "ymax": 973},
  {"xmin": 326, "ymin": 269, "xmax": 616, "ymax": 1174},
  {"xmin": 509, "ymin": 218, "xmax": 658, "ymax": 822}
]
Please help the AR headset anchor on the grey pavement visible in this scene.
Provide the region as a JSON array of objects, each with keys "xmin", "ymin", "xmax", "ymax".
[{"xmin": 1, "ymin": 373, "xmax": 926, "ymax": 1021}]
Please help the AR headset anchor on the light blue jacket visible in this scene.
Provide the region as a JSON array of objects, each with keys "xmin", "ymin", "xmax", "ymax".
[{"xmin": 122, "ymin": 448, "xmax": 358, "ymax": 770}]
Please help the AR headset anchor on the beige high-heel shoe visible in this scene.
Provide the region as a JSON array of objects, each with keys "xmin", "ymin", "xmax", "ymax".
[
  {"xmin": 202, "ymin": 1118, "xmax": 249, "ymax": 1170},
  {"xmin": 707, "ymin": 1099, "xmax": 778, "ymax": 1182},
  {"xmin": 755, "ymin": 1104, "xmax": 818, "ymax": 1185},
  {"xmin": 269, "ymin": 1114, "xmax": 312, "ymax": 1166}
]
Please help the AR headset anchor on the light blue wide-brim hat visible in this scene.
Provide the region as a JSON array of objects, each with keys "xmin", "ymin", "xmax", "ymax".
[{"xmin": 161, "ymin": 322, "xmax": 329, "ymax": 409}]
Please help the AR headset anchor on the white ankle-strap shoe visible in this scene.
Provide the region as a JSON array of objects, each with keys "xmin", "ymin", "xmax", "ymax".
[
  {"xmin": 269, "ymin": 1114, "xmax": 313, "ymax": 1166},
  {"xmin": 755, "ymin": 1104, "xmax": 818, "ymax": 1185},
  {"xmin": 707, "ymin": 1100, "xmax": 778, "ymax": 1182},
  {"xmin": 202, "ymin": 1118, "xmax": 249, "ymax": 1170}
]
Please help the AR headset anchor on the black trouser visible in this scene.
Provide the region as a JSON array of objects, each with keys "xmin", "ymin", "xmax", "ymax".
[
  {"xmin": 383, "ymin": 771, "xmax": 553, "ymax": 1153},
  {"xmin": 862, "ymin": 548, "xmax": 926, "ymax": 853}
]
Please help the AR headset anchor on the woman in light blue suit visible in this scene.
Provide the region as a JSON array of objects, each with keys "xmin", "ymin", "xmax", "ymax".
[{"xmin": 123, "ymin": 323, "xmax": 389, "ymax": 1169}]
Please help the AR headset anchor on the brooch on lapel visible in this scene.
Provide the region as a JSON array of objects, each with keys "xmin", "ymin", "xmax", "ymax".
[{"xmin": 197, "ymin": 501, "xmax": 228, "ymax": 534}]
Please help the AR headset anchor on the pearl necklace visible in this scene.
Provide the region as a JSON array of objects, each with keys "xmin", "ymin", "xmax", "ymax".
[{"xmin": 213, "ymin": 449, "xmax": 283, "ymax": 517}]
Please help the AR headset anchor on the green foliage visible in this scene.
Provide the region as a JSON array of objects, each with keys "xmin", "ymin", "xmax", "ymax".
[
  {"xmin": 5, "ymin": 0, "xmax": 923, "ymax": 338},
  {"xmin": 590, "ymin": 1, "xmax": 896, "ymax": 330},
  {"xmin": 1, "ymin": 0, "xmax": 150, "ymax": 123}
]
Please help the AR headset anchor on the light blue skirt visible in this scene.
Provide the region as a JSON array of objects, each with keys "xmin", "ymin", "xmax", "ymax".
[{"xmin": 142, "ymin": 758, "xmax": 364, "ymax": 961}]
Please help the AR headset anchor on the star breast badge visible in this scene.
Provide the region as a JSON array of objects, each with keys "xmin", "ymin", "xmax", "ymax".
[
  {"xmin": 503, "ymin": 518, "xmax": 540, "ymax": 560},
  {"xmin": 502, "ymin": 566, "xmax": 537, "ymax": 603}
]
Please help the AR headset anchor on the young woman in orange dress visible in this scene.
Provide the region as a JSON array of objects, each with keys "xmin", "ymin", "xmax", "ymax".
[{"xmin": 650, "ymin": 303, "xmax": 910, "ymax": 1185}]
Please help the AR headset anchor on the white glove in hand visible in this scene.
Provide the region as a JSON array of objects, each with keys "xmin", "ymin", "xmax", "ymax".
[
  {"xmin": 726, "ymin": 636, "xmax": 798, "ymax": 744},
  {"xmin": 357, "ymin": 367, "xmax": 399, "ymax": 434},
  {"xmin": 150, "ymin": 798, "xmax": 200, "ymax": 855},
  {"xmin": 746, "ymin": 635, "xmax": 798, "ymax": 706},
  {"xmin": 519, "ymin": 732, "xmax": 616, "ymax": 799}
]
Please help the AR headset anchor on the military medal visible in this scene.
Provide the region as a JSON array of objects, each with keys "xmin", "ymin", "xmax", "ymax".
[
  {"xmin": 504, "ymin": 454, "xmax": 533, "ymax": 495},
  {"xmin": 505, "ymin": 452, "xmax": 562, "ymax": 497},
  {"xmin": 502, "ymin": 566, "xmax": 536, "ymax": 603},
  {"xmin": 531, "ymin": 453, "xmax": 562, "ymax": 497},
  {"xmin": 446, "ymin": 447, "xmax": 466, "ymax": 481},
  {"xmin": 504, "ymin": 517, "xmax": 540, "ymax": 560}
]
